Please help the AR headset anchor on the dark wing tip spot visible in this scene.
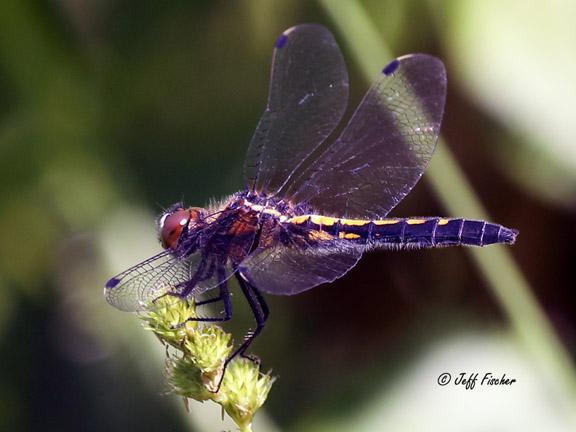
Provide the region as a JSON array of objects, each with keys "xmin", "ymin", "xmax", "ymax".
[
  {"xmin": 275, "ymin": 33, "xmax": 288, "ymax": 49},
  {"xmin": 105, "ymin": 277, "xmax": 120, "ymax": 289},
  {"xmin": 382, "ymin": 58, "xmax": 400, "ymax": 76}
]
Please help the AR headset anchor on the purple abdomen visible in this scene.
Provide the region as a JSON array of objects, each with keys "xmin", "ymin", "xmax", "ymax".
[{"xmin": 367, "ymin": 217, "xmax": 518, "ymax": 248}]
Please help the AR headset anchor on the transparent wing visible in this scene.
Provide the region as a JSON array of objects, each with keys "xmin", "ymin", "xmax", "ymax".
[
  {"xmin": 104, "ymin": 248, "xmax": 243, "ymax": 312},
  {"xmin": 240, "ymin": 232, "xmax": 362, "ymax": 295},
  {"xmin": 104, "ymin": 251, "xmax": 208, "ymax": 312},
  {"xmin": 104, "ymin": 251, "xmax": 198, "ymax": 312},
  {"xmin": 244, "ymin": 24, "xmax": 349, "ymax": 195},
  {"xmin": 284, "ymin": 54, "xmax": 447, "ymax": 218}
]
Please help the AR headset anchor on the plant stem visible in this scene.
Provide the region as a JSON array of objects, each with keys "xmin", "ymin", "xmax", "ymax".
[{"xmin": 240, "ymin": 424, "xmax": 253, "ymax": 432}]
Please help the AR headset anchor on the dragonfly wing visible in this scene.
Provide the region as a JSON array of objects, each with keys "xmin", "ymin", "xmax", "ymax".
[
  {"xmin": 104, "ymin": 250, "xmax": 204, "ymax": 312},
  {"xmin": 242, "ymin": 55, "xmax": 446, "ymax": 295},
  {"xmin": 191, "ymin": 257, "xmax": 238, "ymax": 296},
  {"xmin": 285, "ymin": 54, "xmax": 447, "ymax": 218},
  {"xmin": 244, "ymin": 24, "xmax": 349, "ymax": 195},
  {"xmin": 240, "ymin": 236, "xmax": 362, "ymax": 295}
]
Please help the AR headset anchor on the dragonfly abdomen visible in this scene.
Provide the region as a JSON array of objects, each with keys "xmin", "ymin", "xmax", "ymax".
[
  {"xmin": 289, "ymin": 215, "xmax": 517, "ymax": 249},
  {"xmin": 341, "ymin": 217, "xmax": 517, "ymax": 248}
]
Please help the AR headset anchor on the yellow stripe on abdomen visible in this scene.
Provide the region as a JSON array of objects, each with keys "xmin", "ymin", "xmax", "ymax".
[
  {"xmin": 287, "ymin": 215, "xmax": 310, "ymax": 225},
  {"xmin": 406, "ymin": 218, "xmax": 426, "ymax": 225},
  {"xmin": 308, "ymin": 230, "xmax": 334, "ymax": 241},
  {"xmin": 373, "ymin": 219, "xmax": 400, "ymax": 225},
  {"xmin": 309, "ymin": 215, "xmax": 337, "ymax": 226},
  {"xmin": 339, "ymin": 218, "xmax": 370, "ymax": 227},
  {"xmin": 288, "ymin": 214, "xmax": 373, "ymax": 227},
  {"xmin": 288, "ymin": 215, "xmax": 432, "ymax": 229},
  {"xmin": 338, "ymin": 232, "xmax": 361, "ymax": 240}
]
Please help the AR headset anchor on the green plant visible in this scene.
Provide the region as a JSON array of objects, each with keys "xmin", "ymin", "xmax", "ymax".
[{"xmin": 142, "ymin": 296, "xmax": 274, "ymax": 432}]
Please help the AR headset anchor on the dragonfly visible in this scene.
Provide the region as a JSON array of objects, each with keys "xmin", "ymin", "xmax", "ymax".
[{"xmin": 105, "ymin": 24, "xmax": 517, "ymax": 370}]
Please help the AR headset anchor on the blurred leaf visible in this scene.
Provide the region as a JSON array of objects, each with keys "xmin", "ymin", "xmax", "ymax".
[
  {"xmin": 444, "ymin": 0, "xmax": 576, "ymax": 206},
  {"xmin": 0, "ymin": 192, "xmax": 59, "ymax": 293},
  {"xmin": 0, "ymin": 275, "xmax": 16, "ymax": 339}
]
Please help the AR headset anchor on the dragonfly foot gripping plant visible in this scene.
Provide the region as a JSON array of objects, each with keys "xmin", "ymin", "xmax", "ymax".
[{"xmin": 142, "ymin": 295, "xmax": 274, "ymax": 431}]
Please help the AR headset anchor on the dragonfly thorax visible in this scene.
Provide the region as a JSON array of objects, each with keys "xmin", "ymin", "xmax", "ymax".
[{"xmin": 240, "ymin": 192, "xmax": 302, "ymax": 222}]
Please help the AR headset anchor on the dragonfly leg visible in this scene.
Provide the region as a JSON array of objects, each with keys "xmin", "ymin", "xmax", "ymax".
[
  {"xmin": 195, "ymin": 295, "xmax": 226, "ymax": 307},
  {"xmin": 211, "ymin": 273, "xmax": 269, "ymax": 393},
  {"xmin": 185, "ymin": 283, "xmax": 232, "ymax": 323},
  {"xmin": 172, "ymin": 267, "xmax": 232, "ymax": 326},
  {"xmin": 154, "ymin": 253, "xmax": 210, "ymax": 305},
  {"xmin": 248, "ymin": 276, "xmax": 269, "ymax": 322},
  {"xmin": 227, "ymin": 273, "xmax": 268, "ymax": 362}
]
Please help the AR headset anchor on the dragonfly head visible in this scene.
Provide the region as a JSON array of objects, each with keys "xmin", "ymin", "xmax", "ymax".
[{"xmin": 157, "ymin": 205, "xmax": 205, "ymax": 250}]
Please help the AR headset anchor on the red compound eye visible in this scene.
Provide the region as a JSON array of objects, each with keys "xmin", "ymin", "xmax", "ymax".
[{"xmin": 159, "ymin": 208, "xmax": 189, "ymax": 249}]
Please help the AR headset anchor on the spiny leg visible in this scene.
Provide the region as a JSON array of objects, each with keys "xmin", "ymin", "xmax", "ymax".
[
  {"xmin": 195, "ymin": 296, "xmax": 224, "ymax": 307},
  {"xmin": 246, "ymin": 275, "xmax": 269, "ymax": 322},
  {"xmin": 174, "ymin": 265, "xmax": 232, "ymax": 325},
  {"xmin": 226, "ymin": 272, "xmax": 268, "ymax": 363},
  {"xmin": 192, "ymin": 257, "xmax": 229, "ymax": 308},
  {"xmin": 187, "ymin": 283, "xmax": 232, "ymax": 323},
  {"xmin": 200, "ymin": 272, "xmax": 268, "ymax": 393},
  {"xmin": 154, "ymin": 253, "xmax": 211, "ymax": 305}
]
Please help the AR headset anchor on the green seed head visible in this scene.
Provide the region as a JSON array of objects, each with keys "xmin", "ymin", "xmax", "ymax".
[
  {"xmin": 217, "ymin": 358, "xmax": 275, "ymax": 430},
  {"xmin": 167, "ymin": 356, "xmax": 213, "ymax": 402},
  {"xmin": 184, "ymin": 325, "xmax": 233, "ymax": 391},
  {"xmin": 142, "ymin": 295, "xmax": 197, "ymax": 347},
  {"xmin": 137, "ymin": 294, "xmax": 274, "ymax": 429}
]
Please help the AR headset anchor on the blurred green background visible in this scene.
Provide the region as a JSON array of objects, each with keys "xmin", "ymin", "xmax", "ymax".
[{"xmin": 1, "ymin": 0, "xmax": 575, "ymax": 431}]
